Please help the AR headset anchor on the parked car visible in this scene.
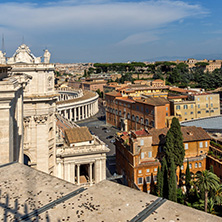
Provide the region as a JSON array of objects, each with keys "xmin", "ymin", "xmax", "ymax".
[
  {"xmin": 105, "ymin": 130, "xmax": 110, "ymax": 133},
  {"xmin": 106, "ymin": 135, "xmax": 113, "ymax": 139},
  {"xmin": 102, "ymin": 127, "xmax": 107, "ymax": 130}
]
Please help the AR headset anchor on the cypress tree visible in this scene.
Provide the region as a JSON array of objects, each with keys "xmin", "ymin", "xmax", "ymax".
[
  {"xmin": 185, "ymin": 160, "xmax": 191, "ymax": 194},
  {"xmin": 150, "ymin": 173, "xmax": 156, "ymax": 195},
  {"xmin": 162, "ymin": 156, "xmax": 168, "ymax": 198},
  {"xmin": 164, "ymin": 117, "xmax": 185, "ymax": 168},
  {"xmin": 168, "ymin": 158, "xmax": 177, "ymax": 202},
  {"xmin": 157, "ymin": 166, "xmax": 163, "ymax": 197}
]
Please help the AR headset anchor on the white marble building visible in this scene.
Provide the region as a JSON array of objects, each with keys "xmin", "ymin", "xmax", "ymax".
[{"xmin": 0, "ymin": 44, "xmax": 57, "ymax": 175}]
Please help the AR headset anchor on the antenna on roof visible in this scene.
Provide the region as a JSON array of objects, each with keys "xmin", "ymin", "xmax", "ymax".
[{"xmin": 2, "ymin": 34, "xmax": 5, "ymax": 53}]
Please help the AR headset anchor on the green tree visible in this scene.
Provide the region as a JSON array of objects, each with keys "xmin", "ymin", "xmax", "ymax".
[
  {"xmin": 168, "ymin": 158, "xmax": 177, "ymax": 202},
  {"xmin": 195, "ymin": 170, "xmax": 220, "ymax": 212},
  {"xmin": 150, "ymin": 173, "xmax": 156, "ymax": 195},
  {"xmin": 161, "ymin": 156, "xmax": 168, "ymax": 199},
  {"xmin": 209, "ymin": 165, "xmax": 214, "ymax": 173},
  {"xmin": 185, "ymin": 160, "xmax": 191, "ymax": 194},
  {"xmin": 157, "ymin": 166, "xmax": 163, "ymax": 197},
  {"xmin": 164, "ymin": 117, "xmax": 185, "ymax": 168}
]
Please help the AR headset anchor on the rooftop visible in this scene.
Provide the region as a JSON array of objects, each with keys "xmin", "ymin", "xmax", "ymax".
[
  {"xmin": 65, "ymin": 126, "xmax": 93, "ymax": 144},
  {"xmin": 135, "ymin": 97, "xmax": 169, "ymax": 106},
  {"xmin": 0, "ymin": 163, "xmax": 220, "ymax": 222}
]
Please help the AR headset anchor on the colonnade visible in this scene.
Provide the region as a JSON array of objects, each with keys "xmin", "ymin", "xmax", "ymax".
[
  {"xmin": 59, "ymin": 100, "xmax": 98, "ymax": 122},
  {"xmin": 57, "ymin": 158, "xmax": 106, "ymax": 185}
]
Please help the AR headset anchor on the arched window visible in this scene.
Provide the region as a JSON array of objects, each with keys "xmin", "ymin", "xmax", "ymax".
[
  {"xmin": 119, "ymin": 110, "xmax": 122, "ymax": 116},
  {"xmin": 136, "ymin": 116, "xmax": 139, "ymax": 122},
  {"xmin": 141, "ymin": 118, "xmax": 144, "ymax": 124},
  {"xmin": 132, "ymin": 115, "xmax": 135, "ymax": 121},
  {"xmin": 195, "ymin": 163, "xmax": 198, "ymax": 168},
  {"xmin": 145, "ymin": 119, "xmax": 149, "ymax": 126},
  {"xmin": 127, "ymin": 113, "xmax": 130, "ymax": 119},
  {"xmin": 116, "ymin": 109, "xmax": 118, "ymax": 115}
]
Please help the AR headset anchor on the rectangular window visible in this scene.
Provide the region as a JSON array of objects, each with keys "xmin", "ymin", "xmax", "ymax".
[
  {"xmin": 191, "ymin": 104, "xmax": 193, "ymax": 109},
  {"xmin": 138, "ymin": 170, "xmax": 142, "ymax": 174},
  {"xmin": 146, "ymin": 176, "xmax": 151, "ymax": 184},
  {"xmin": 205, "ymin": 141, "xmax": 208, "ymax": 147},
  {"xmin": 148, "ymin": 151, "xmax": 152, "ymax": 158},
  {"xmin": 185, "ymin": 112, "xmax": 187, "ymax": 115},
  {"xmin": 206, "ymin": 104, "xmax": 208, "ymax": 108},
  {"xmin": 166, "ymin": 107, "xmax": 168, "ymax": 111},
  {"xmin": 199, "ymin": 142, "xmax": 203, "ymax": 148},
  {"xmin": 154, "ymin": 168, "xmax": 157, "ymax": 172},
  {"xmin": 189, "ymin": 163, "xmax": 192, "ymax": 169},
  {"xmin": 146, "ymin": 169, "xmax": 150, "ymax": 173},
  {"xmin": 166, "ymin": 112, "xmax": 168, "ymax": 116},
  {"xmin": 141, "ymin": 152, "xmax": 144, "ymax": 159},
  {"xmin": 211, "ymin": 103, "xmax": 213, "ymax": 107},
  {"xmin": 176, "ymin": 105, "xmax": 180, "ymax": 110},
  {"xmin": 198, "ymin": 104, "xmax": 200, "ymax": 108},
  {"xmin": 199, "ymin": 162, "xmax": 202, "ymax": 168},
  {"xmin": 140, "ymin": 139, "xmax": 144, "ymax": 146},
  {"xmin": 138, "ymin": 177, "xmax": 143, "ymax": 185},
  {"xmin": 185, "ymin": 143, "xmax": 188, "ymax": 150},
  {"xmin": 184, "ymin": 105, "xmax": 188, "ymax": 109}
]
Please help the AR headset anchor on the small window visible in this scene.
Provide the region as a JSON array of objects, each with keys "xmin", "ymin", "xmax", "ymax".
[
  {"xmin": 189, "ymin": 163, "xmax": 192, "ymax": 169},
  {"xmin": 197, "ymin": 98, "xmax": 200, "ymax": 101},
  {"xmin": 184, "ymin": 105, "xmax": 188, "ymax": 109},
  {"xmin": 185, "ymin": 143, "xmax": 188, "ymax": 150},
  {"xmin": 136, "ymin": 116, "xmax": 139, "ymax": 122},
  {"xmin": 136, "ymin": 105, "xmax": 139, "ymax": 111},
  {"xmin": 140, "ymin": 139, "xmax": 144, "ymax": 146},
  {"xmin": 205, "ymin": 141, "xmax": 208, "ymax": 147},
  {"xmin": 211, "ymin": 103, "xmax": 213, "ymax": 107},
  {"xmin": 199, "ymin": 142, "xmax": 203, "ymax": 148},
  {"xmin": 138, "ymin": 170, "xmax": 142, "ymax": 174},
  {"xmin": 166, "ymin": 112, "xmax": 168, "ymax": 116},
  {"xmin": 206, "ymin": 104, "xmax": 208, "ymax": 108},
  {"xmin": 146, "ymin": 169, "xmax": 150, "ymax": 173},
  {"xmin": 141, "ymin": 152, "xmax": 144, "ymax": 159},
  {"xmin": 154, "ymin": 176, "xmax": 157, "ymax": 182},
  {"xmin": 210, "ymin": 97, "xmax": 212, "ymax": 100},
  {"xmin": 145, "ymin": 119, "xmax": 149, "ymax": 126},
  {"xmin": 138, "ymin": 177, "xmax": 143, "ymax": 184},
  {"xmin": 146, "ymin": 108, "xmax": 149, "ymax": 113},
  {"xmin": 181, "ymin": 165, "xmax": 184, "ymax": 170},
  {"xmin": 141, "ymin": 107, "xmax": 143, "ymax": 112},
  {"xmin": 146, "ymin": 176, "xmax": 151, "ymax": 184},
  {"xmin": 206, "ymin": 110, "xmax": 209, "ymax": 113},
  {"xmin": 148, "ymin": 151, "xmax": 152, "ymax": 158},
  {"xmin": 141, "ymin": 118, "xmax": 144, "ymax": 124},
  {"xmin": 190, "ymin": 112, "xmax": 193, "ymax": 114},
  {"xmin": 185, "ymin": 112, "xmax": 187, "ymax": 115},
  {"xmin": 195, "ymin": 163, "xmax": 198, "ymax": 168},
  {"xmin": 211, "ymin": 110, "xmax": 214, "ymax": 113},
  {"xmin": 198, "ymin": 104, "xmax": 200, "ymax": 108},
  {"xmin": 206, "ymin": 97, "xmax": 208, "ymax": 100},
  {"xmin": 191, "ymin": 104, "xmax": 193, "ymax": 109},
  {"xmin": 176, "ymin": 105, "xmax": 180, "ymax": 110},
  {"xmin": 199, "ymin": 162, "xmax": 202, "ymax": 168},
  {"xmin": 198, "ymin": 111, "xmax": 201, "ymax": 114},
  {"xmin": 154, "ymin": 168, "xmax": 157, "ymax": 172},
  {"xmin": 166, "ymin": 107, "xmax": 168, "ymax": 111}
]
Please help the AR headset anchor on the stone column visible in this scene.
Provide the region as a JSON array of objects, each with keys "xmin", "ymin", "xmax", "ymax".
[
  {"xmin": 74, "ymin": 108, "xmax": 77, "ymax": 122},
  {"xmin": 57, "ymin": 162, "xmax": 62, "ymax": 179},
  {"xmin": 70, "ymin": 163, "xmax": 74, "ymax": 183},
  {"xmin": 73, "ymin": 163, "xmax": 76, "ymax": 184},
  {"xmin": 85, "ymin": 105, "xmax": 88, "ymax": 118},
  {"xmin": 94, "ymin": 159, "xmax": 101, "ymax": 183},
  {"xmin": 77, "ymin": 164, "xmax": 80, "ymax": 185},
  {"xmin": 102, "ymin": 158, "xmax": 106, "ymax": 180},
  {"xmin": 78, "ymin": 107, "xmax": 81, "ymax": 121},
  {"xmin": 89, "ymin": 162, "xmax": 93, "ymax": 185}
]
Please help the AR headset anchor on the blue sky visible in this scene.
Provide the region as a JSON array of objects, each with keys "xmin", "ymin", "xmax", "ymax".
[{"xmin": 0, "ymin": 0, "xmax": 222, "ymax": 63}]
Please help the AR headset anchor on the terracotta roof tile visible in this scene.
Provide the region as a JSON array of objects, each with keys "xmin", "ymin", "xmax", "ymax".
[
  {"xmin": 150, "ymin": 126, "xmax": 210, "ymax": 145},
  {"xmin": 135, "ymin": 97, "xmax": 169, "ymax": 106},
  {"xmin": 65, "ymin": 126, "xmax": 93, "ymax": 144}
]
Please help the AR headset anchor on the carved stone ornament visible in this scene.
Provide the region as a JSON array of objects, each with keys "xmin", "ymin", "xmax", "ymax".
[
  {"xmin": 24, "ymin": 116, "xmax": 31, "ymax": 124},
  {"xmin": 34, "ymin": 115, "xmax": 48, "ymax": 124}
]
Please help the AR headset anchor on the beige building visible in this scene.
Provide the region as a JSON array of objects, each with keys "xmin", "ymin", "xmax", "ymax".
[
  {"xmin": 170, "ymin": 93, "xmax": 220, "ymax": 121},
  {"xmin": 0, "ymin": 65, "xmax": 27, "ymax": 164},
  {"xmin": 0, "ymin": 44, "xmax": 57, "ymax": 175},
  {"xmin": 56, "ymin": 126, "xmax": 109, "ymax": 185}
]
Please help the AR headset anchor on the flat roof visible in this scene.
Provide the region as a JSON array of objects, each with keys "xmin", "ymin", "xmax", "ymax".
[
  {"xmin": 0, "ymin": 163, "xmax": 220, "ymax": 221},
  {"xmin": 181, "ymin": 115, "xmax": 222, "ymax": 131}
]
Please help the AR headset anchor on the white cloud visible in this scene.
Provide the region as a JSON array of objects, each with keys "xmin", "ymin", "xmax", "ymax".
[{"xmin": 0, "ymin": 0, "xmax": 208, "ymax": 59}]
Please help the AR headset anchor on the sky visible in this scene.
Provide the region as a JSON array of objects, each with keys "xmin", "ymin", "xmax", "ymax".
[{"xmin": 0, "ymin": 0, "xmax": 222, "ymax": 63}]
